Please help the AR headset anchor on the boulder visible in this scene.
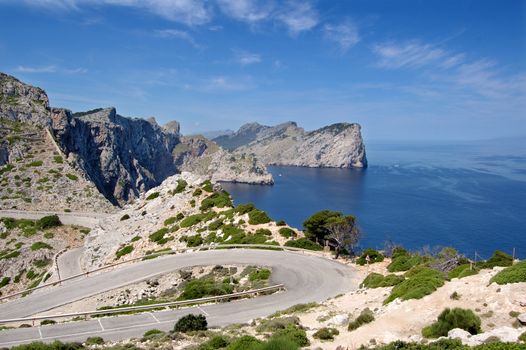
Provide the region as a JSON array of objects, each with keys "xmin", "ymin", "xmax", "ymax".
[{"xmin": 518, "ymin": 313, "xmax": 526, "ymax": 325}]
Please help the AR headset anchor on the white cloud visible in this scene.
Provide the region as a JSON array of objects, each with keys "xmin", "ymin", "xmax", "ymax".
[
  {"xmin": 203, "ymin": 76, "xmax": 255, "ymax": 91},
  {"xmin": 156, "ymin": 29, "xmax": 200, "ymax": 48},
  {"xmin": 372, "ymin": 41, "xmax": 451, "ymax": 69},
  {"xmin": 216, "ymin": 0, "xmax": 272, "ymax": 23},
  {"xmin": 323, "ymin": 20, "xmax": 359, "ymax": 51},
  {"xmin": 16, "ymin": 65, "xmax": 57, "ymax": 73},
  {"xmin": 276, "ymin": 1, "xmax": 318, "ymax": 34},
  {"xmin": 19, "ymin": 0, "xmax": 212, "ymax": 26},
  {"xmin": 235, "ymin": 51, "xmax": 261, "ymax": 65},
  {"xmin": 16, "ymin": 65, "xmax": 88, "ymax": 74}
]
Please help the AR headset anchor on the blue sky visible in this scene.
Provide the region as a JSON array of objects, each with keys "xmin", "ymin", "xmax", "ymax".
[{"xmin": 0, "ymin": 0, "xmax": 525, "ymax": 140}]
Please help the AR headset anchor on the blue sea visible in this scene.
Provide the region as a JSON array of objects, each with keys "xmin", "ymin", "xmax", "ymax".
[{"xmin": 221, "ymin": 138, "xmax": 526, "ymax": 259}]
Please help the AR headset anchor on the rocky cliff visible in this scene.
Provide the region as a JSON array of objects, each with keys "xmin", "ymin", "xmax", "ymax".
[
  {"xmin": 0, "ymin": 73, "xmax": 272, "ymax": 207},
  {"xmin": 214, "ymin": 121, "xmax": 367, "ymax": 168}
]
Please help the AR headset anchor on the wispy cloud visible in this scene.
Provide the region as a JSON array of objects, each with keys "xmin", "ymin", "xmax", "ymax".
[
  {"xmin": 16, "ymin": 65, "xmax": 87, "ymax": 74},
  {"xmin": 156, "ymin": 29, "xmax": 201, "ymax": 48},
  {"xmin": 196, "ymin": 76, "xmax": 255, "ymax": 92},
  {"xmin": 20, "ymin": 0, "xmax": 212, "ymax": 26},
  {"xmin": 216, "ymin": 0, "xmax": 273, "ymax": 24},
  {"xmin": 276, "ymin": 1, "xmax": 318, "ymax": 35},
  {"xmin": 323, "ymin": 20, "xmax": 360, "ymax": 52},
  {"xmin": 372, "ymin": 40, "xmax": 454, "ymax": 69},
  {"xmin": 234, "ymin": 50, "xmax": 261, "ymax": 65},
  {"xmin": 217, "ymin": 0, "xmax": 318, "ymax": 35}
]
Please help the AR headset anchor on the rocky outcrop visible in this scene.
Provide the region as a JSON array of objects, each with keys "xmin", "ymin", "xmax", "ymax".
[
  {"xmin": 0, "ymin": 73, "xmax": 50, "ymax": 127},
  {"xmin": 214, "ymin": 121, "xmax": 367, "ymax": 168},
  {"xmin": 174, "ymin": 136, "xmax": 273, "ymax": 185},
  {"xmin": 50, "ymin": 107, "xmax": 181, "ymax": 205}
]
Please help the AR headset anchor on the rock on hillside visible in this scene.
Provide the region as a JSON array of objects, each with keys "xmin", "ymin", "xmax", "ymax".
[
  {"xmin": 174, "ymin": 136, "xmax": 273, "ymax": 185},
  {"xmin": 0, "ymin": 73, "xmax": 50, "ymax": 127},
  {"xmin": 81, "ymin": 172, "xmax": 299, "ymax": 270},
  {"xmin": 0, "ymin": 119, "xmax": 115, "ymax": 212},
  {"xmin": 50, "ymin": 108, "xmax": 180, "ymax": 205},
  {"xmin": 214, "ymin": 121, "xmax": 367, "ymax": 168}
]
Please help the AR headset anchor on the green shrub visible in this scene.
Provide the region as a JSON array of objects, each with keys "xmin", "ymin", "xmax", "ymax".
[
  {"xmin": 40, "ymin": 319, "xmax": 56, "ymax": 325},
  {"xmin": 28, "ymin": 160, "xmax": 43, "ymax": 167},
  {"xmin": 198, "ymin": 335, "xmax": 229, "ymax": 350},
  {"xmin": 200, "ymin": 191, "xmax": 233, "ymax": 210},
  {"xmin": 258, "ymin": 338, "xmax": 299, "ymax": 350},
  {"xmin": 177, "ymin": 278, "xmax": 233, "ymax": 300},
  {"xmin": 226, "ymin": 336, "xmax": 261, "ymax": 350},
  {"xmin": 490, "ymin": 260, "xmax": 526, "ymax": 285},
  {"xmin": 388, "ymin": 253, "xmax": 423, "ymax": 272},
  {"xmin": 37, "ymin": 215, "xmax": 61, "ymax": 229},
  {"xmin": 131, "ymin": 236, "xmax": 140, "ymax": 242},
  {"xmin": 176, "ymin": 213, "xmax": 185, "ymax": 220},
  {"xmin": 276, "ymin": 220, "xmax": 286, "ymax": 226},
  {"xmin": 174, "ymin": 314, "xmax": 207, "ymax": 332},
  {"xmin": 10, "ymin": 341, "xmax": 85, "ymax": 350},
  {"xmin": 313, "ymin": 327, "xmax": 339, "ymax": 340},
  {"xmin": 181, "ymin": 234, "xmax": 203, "ymax": 247},
  {"xmin": 272, "ymin": 324, "xmax": 309, "ymax": 347},
  {"xmin": 208, "ymin": 219, "xmax": 224, "ymax": 231},
  {"xmin": 356, "ymin": 249, "xmax": 384, "ymax": 265},
  {"xmin": 519, "ymin": 331, "xmax": 526, "ymax": 342},
  {"xmin": 278, "ymin": 227, "xmax": 295, "ymax": 238},
  {"xmin": 477, "ymin": 250, "xmax": 513, "ymax": 269},
  {"xmin": 85, "ymin": 336, "xmax": 105, "ymax": 345},
  {"xmin": 146, "ymin": 192, "xmax": 160, "ymax": 200},
  {"xmin": 249, "ymin": 268, "xmax": 271, "ymax": 281},
  {"xmin": 201, "ymin": 180, "xmax": 214, "ymax": 192},
  {"xmin": 348, "ymin": 308, "xmax": 375, "ymax": 331},
  {"xmin": 234, "ymin": 203, "xmax": 256, "ymax": 214},
  {"xmin": 33, "ymin": 259, "xmax": 50, "ymax": 268},
  {"xmin": 422, "ymin": 308, "xmax": 481, "ymax": 338},
  {"xmin": 149, "ymin": 228, "xmax": 170, "ymax": 244},
  {"xmin": 164, "ymin": 216, "xmax": 177, "ymax": 226},
  {"xmin": 142, "ymin": 329, "xmax": 165, "ymax": 340},
  {"xmin": 65, "ymin": 173, "xmax": 78, "ymax": 181},
  {"xmin": 193, "ymin": 188, "xmax": 203, "ymax": 197},
  {"xmin": 361, "ymin": 273, "xmax": 404, "ymax": 288},
  {"xmin": 256, "ymin": 228, "xmax": 272, "ymax": 236},
  {"xmin": 449, "ymin": 264, "xmax": 478, "ymax": 279},
  {"xmin": 0, "ymin": 276, "xmax": 10, "ymax": 288},
  {"xmin": 173, "ymin": 179, "xmax": 188, "ymax": 194},
  {"xmin": 256, "ymin": 316, "xmax": 300, "ymax": 333},
  {"xmin": 269, "ymin": 303, "xmax": 319, "ymax": 318},
  {"xmin": 43, "ymin": 232, "xmax": 54, "ymax": 239},
  {"xmin": 284, "ymin": 238, "xmax": 323, "ymax": 251},
  {"xmin": 53, "ymin": 156, "xmax": 63, "ymax": 164},
  {"xmin": 180, "ymin": 214, "xmax": 204, "ymax": 228},
  {"xmin": 248, "ymin": 210, "xmax": 272, "ymax": 225},
  {"xmin": 116, "ymin": 245, "xmax": 133, "ymax": 258},
  {"xmin": 31, "ymin": 242, "xmax": 52, "ymax": 250},
  {"xmin": 120, "ymin": 214, "xmax": 130, "ymax": 221},
  {"xmin": 384, "ymin": 267, "xmax": 445, "ymax": 304}
]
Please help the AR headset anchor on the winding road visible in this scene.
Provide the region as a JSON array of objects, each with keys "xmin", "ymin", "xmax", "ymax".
[{"xmin": 0, "ymin": 249, "xmax": 359, "ymax": 347}]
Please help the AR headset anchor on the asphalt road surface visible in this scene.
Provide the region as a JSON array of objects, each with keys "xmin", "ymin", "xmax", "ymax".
[{"xmin": 0, "ymin": 249, "xmax": 359, "ymax": 347}]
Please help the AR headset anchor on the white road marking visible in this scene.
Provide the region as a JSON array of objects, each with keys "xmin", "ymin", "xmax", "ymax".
[
  {"xmin": 197, "ymin": 306, "xmax": 209, "ymax": 316},
  {"xmin": 38, "ymin": 327, "xmax": 43, "ymax": 340},
  {"xmin": 148, "ymin": 312, "xmax": 160, "ymax": 323},
  {"xmin": 97, "ymin": 318, "xmax": 105, "ymax": 331}
]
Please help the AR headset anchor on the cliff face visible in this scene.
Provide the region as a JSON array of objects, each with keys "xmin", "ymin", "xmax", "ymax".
[
  {"xmin": 50, "ymin": 108, "xmax": 181, "ymax": 204},
  {"xmin": 174, "ymin": 136, "xmax": 273, "ymax": 185},
  {"xmin": 0, "ymin": 73, "xmax": 272, "ymax": 207},
  {"xmin": 214, "ymin": 121, "xmax": 368, "ymax": 168}
]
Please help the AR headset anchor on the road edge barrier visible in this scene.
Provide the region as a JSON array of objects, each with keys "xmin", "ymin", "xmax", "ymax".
[{"xmin": 0, "ymin": 284, "xmax": 285, "ymax": 325}]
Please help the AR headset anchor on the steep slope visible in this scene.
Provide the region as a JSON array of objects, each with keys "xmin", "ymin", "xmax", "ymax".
[
  {"xmin": 82, "ymin": 173, "xmax": 300, "ymax": 270},
  {"xmin": 0, "ymin": 119, "xmax": 115, "ymax": 212},
  {"xmin": 214, "ymin": 121, "xmax": 368, "ymax": 168}
]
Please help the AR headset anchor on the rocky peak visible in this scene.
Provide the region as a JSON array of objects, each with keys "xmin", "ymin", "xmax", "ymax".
[
  {"xmin": 163, "ymin": 120, "xmax": 181, "ymax": 135},
  {"xmin": 0, "ymin": 73, "xmax": 51, "ymax": 127}
]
